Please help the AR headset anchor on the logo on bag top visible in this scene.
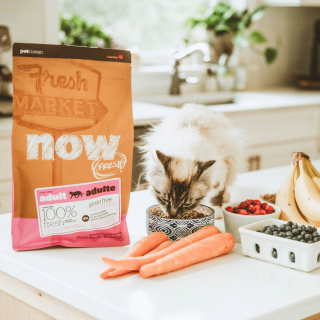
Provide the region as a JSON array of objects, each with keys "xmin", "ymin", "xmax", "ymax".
[{"xmin": 14, "ymin": 61, "xmax": 107, "ymax": 131}]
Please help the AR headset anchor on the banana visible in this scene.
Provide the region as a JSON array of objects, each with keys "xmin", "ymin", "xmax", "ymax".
[
  {"xmin": 276, "ymin": 161, "xmax": 309, "ymax": 225},
  {"xmin": 294, "ymin": 158, "xmax": 320, "ymax": 225},
  {"xmin": 304, "ymin": 156, "xmax": 320, "ymax": 190}
]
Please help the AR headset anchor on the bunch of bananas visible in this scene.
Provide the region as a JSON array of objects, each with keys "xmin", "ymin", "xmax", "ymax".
[{"xmin": 276, "ymin": 152, "xmax": 320, "ymax": 226}]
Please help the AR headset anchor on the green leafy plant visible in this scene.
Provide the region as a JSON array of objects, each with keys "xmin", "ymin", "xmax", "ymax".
[
  {"xmin": 60, "ymin": 15, "xmax": 112, "ymax": 48},
  {"xmin": 188, "ymin": 2, "xmax": 277, "ymax": 64}
]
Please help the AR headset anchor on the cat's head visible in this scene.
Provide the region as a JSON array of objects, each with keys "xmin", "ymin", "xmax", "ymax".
[{"xmin": 150, "ymin": 150, "xmax": 215, "ymax": 218}]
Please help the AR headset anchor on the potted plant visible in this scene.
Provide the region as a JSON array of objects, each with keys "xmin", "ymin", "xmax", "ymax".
[
  {"xmin": 60, "ymin": 15, "xmax": 112, "ymax": 48},
  {"xmin": 188, "ymin": 2, "xmax": 277, "ymax": 64},
  {"xmin": 187, "ymin": 2, "xmax": 278, "ymax": 90}
]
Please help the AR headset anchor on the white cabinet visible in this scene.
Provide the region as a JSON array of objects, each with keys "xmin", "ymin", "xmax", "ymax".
[
  {"xmin": 227, "ymin": 105, "xmax": 320, "ymax": 172},
  {"xmin": 132, "ymin": 104, "xmax": 320, "ymax": 189}
]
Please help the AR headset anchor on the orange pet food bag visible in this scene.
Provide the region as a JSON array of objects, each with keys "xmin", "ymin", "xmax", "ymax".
[{"xmin": 12, "ymin": 43, "xmax": 133, "ymax": 250}]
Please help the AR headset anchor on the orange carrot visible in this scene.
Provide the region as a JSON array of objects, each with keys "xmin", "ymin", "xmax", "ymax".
[
  {"xmin": 100, "ymin": 232, "xmax": 168, "ymax": 279},
  {"xmin": 147, "ymin": 240, "xmax": 172, "ymax": 254},
  {"xmin": 104, "ymin": 240, "xmax": 174, "ymax": 279},
  {"xmin": 102, "ymin": 225, "xmax": 220, "ymax": 271},
  {"xmin": 140, "ymin": 233, "xmax": 235, "ymax": 278},
  {"xmin": 125, "ymin": 232, "xmax": 169, "ymax": 257}
]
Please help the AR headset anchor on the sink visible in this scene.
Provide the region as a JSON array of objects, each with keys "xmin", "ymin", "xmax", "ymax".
[{"xmin": 137, "ymin": 91, "xmax": 234, "ymax": 107}]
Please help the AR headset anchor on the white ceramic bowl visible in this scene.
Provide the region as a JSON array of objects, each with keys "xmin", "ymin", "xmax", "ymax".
[{"xmin": 222, "ymin": 201, "xmax": 281, "ymax": 242}]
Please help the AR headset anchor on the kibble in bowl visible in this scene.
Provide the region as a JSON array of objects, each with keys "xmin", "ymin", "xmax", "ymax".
[{"xmin": 146, "ymin": 205, "xmax": 214, "ymax": 240}]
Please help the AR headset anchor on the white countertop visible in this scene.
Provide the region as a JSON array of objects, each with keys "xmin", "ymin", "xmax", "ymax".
[
  {"xmin": 1, "ymin": 164, "xmax": 320, "ymax": 320},
  {"xmin": 134, "ymin": 87, "xmax": 320, "ymax": 126},
  {"xmin": 132, "ymin": 101, "xmax": 175, "ymax": 126}
]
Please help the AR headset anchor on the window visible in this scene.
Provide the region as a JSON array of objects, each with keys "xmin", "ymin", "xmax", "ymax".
[{"xmin": 59, "ymin": 0, "xmax": 210, "ymax": 65}]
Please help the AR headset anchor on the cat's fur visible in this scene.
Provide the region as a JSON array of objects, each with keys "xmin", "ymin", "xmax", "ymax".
[{"xmin": 140, "ymin": 104, "xmax": 243, "ymax": 218}]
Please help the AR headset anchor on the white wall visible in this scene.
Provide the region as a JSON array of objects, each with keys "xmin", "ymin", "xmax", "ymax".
[
  {"xmin": 246, "ymin": 6, "xmax": 320, "ymax": 89},
  {"xmin": 0, "ymin": 0, "xmax": 59, "ymax": 67},
  {"xmin": 1, "ymin": 1, "xmax": 320, "ymax": 91}
]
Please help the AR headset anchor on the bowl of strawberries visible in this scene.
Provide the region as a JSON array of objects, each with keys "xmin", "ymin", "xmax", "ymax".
[{"xmin": 222, "ymin": 199, "xmax": 281, "ymax": 242}]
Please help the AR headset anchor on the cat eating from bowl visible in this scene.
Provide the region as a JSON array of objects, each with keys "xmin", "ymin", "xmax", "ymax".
[{"xmin": 140, "ymin": 104, "xmax": 243, "ymax": 219}]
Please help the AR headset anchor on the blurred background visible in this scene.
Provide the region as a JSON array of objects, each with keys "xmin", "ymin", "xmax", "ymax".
[{"xmin": 1, "ymin": 0, "xmax": 320, "ymax": 212}]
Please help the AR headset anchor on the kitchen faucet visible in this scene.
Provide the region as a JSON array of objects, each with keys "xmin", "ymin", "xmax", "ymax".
[{"xmin": 169, "ymin": 42, "xmax": 211, "ymax": 95}]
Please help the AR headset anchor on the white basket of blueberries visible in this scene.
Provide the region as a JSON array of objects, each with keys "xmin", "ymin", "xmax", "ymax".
[{"xmin": 239, "ymin": 219, "xmax": 320, "ymax": 272}]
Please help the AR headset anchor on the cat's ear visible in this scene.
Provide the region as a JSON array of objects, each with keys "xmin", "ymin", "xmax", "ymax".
[
  {"xmin": 155, "ymin": 150, "xmax": 172, "ymax": 171},
  {"xmin": 195, "ymin": 160, "xmax": 216, "ymax": 179}
]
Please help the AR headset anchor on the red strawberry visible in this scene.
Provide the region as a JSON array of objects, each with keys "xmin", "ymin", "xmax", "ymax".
[
  {"xmin": 252, "ymin": 205, "xmax": 260, "ymax": 212},
  {"xmin": 226, "ymin": 206, "xmax": 233, "ymax": 212},
  {"xmin": 259, "ymin": 209, "xmax": 267, "ymax": 215},
  {"xmin": 266, "ymin": 206, "xmax": 275, "ymax": 213},
  {"xmin": 239, "ymin": 209, "xmax": 249, "ymax": 215},
  {"xmin": 261, "ymin": 203, "xmax": 268, "ymax": 209},
  {"xmin": 254, "ymin": 200, "xmax": 261, "ymax": 206},
  {"xmin": 239, "ymin": 202, "xmax": 247, "ymax": 209},
  {"xmin": 248, "ymin": 205, "xmax": 255, "ymax": 213}
]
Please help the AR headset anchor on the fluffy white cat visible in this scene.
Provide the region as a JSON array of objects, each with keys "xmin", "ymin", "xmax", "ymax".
[{"xmin": 140, "ymin": 104, "xmax": 243, "ymax": 218}]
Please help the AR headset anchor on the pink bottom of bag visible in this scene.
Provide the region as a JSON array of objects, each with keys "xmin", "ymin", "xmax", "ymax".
[{"xmin": 12, "ymin": 215, "xmax": 129, "ymax": 251}]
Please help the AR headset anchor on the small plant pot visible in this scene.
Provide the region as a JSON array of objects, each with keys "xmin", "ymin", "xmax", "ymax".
[{"xmin": 146, "ymin": 205, "xmax": 215, "ymax": 241}]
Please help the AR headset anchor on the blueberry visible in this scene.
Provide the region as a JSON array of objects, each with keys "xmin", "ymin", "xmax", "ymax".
[
  {"xmin": 305, "ymin": 234, "xmax": 312, "ymax": 240},
  {"xmin": 307, "ymin": 226, "xmax": 316, "ymax": 233},
  {"xmin": 292, "ymin": 228, "xmax": 300, "ymax": 235},
  {"xmin": 286, "ymin": 231, "xmax": 293, "ymax": 237}
]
